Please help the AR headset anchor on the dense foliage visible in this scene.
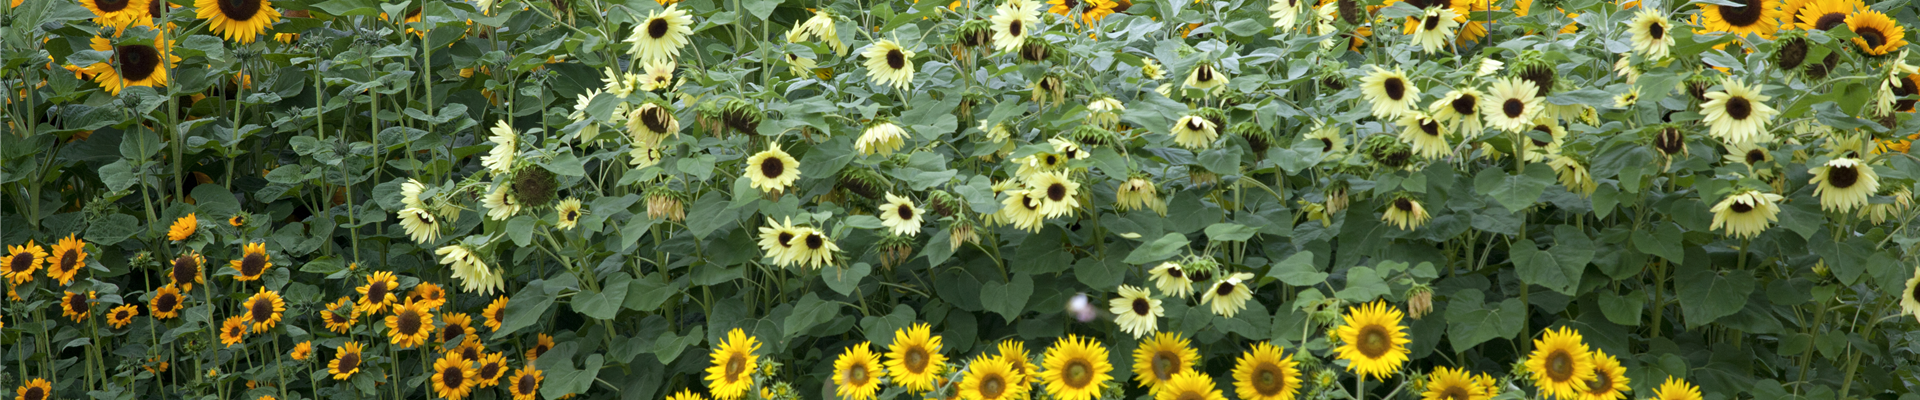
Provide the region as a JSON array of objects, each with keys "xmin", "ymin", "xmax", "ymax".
[{"xmin": 3, "ymin": 0, "xmax": 1920, "ymax": 400}]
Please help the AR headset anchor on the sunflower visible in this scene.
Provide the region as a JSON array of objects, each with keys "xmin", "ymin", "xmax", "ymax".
[
  {"xmin": 886, "ymin": 323, "xmax": 949, "ymax": 393},
  {"xmin": 194, "ymin": 0, "xmax": 281, "ymax": 43},
  {"xmin": 1430, "ymin": 88, "xmax": 1484, "ymax": 134},
  {"xmin": 879, "ymin": 193, "xmax": 926, "ymax": 236},
  {"xmin": 15, "ymin": 378, "xmax": 50, "ymax": 400},
  {"xmin": 483, "ymin": 296, "xmax": 509, "ymax": 331},
  {"xmin": 1629, "ymin": 10, "xmax": 1674, "ymax": 60},
  {"xmin": 1547, "ymin": 155, "xmax": 1598, "ymax": 197},
  {"xmin": 106, "ymin": 304, "xmax": 139, "ymax": 328},
  {"xmin": 1410, "ymin": 8, "xmax": 1460, "ymax": 53},
  {"xmin": 475, "ymin": 352, "xmax": 510, "ymax": 388},
  {"xmin": 1039, "ymin": 335, "xmax": 1113, "ymax": 400},
  {"xmin": 452, "ymin": 336, "xmax": 487, "ymax": 362},
  {"xmin": 1581, "ymin": 349, "xmax": 1630, "ymax": 400},
  {"xmin": 1362, "ymin": 66, "xmax": 1422, "ymax": 120},
  {"xmin": 323, "ymin": 296, "xmax": 357, "ymax": 333},
  {"xmin": 1710, "ymin": 190, "xmax": 1785, "ymax": 238},
  {"xmin": 1794, "ymin": 0, "xmax": 1860, "ymax": 31},
  {"xmin": 833, "ymin": 342, "xmax": 884, "ymax": 400},
  {"xmin": 1115, "ymin": 177, "xmax": 1165, "ymax": 214},
  {"xmin": 1334, "ymin": 301, "xmax": 1411, "ymax": 379},
  {"xmin": 3, "ymin": 240, "xmax": 45, "ymax": 285},
  {"xmin": 81, "ymin": 0, "xmax": 152, "ymax": 27},
  {"xmin": 1202, "ymin": 272, "xmax": 1256, "ymax": 317},
  {"xmin": 167, "ymin": 213, "xmax": 196, "ymax": 241},
  {"xmin": 228, "ymin": 242, "xmax": 272, "ymax": 281},
  {"xmin": 992, "ymin": 0, "xmax": 1042, "ymax": 52},
  {"xmin": 667, "ymin": 389, "xmax": 707, "ymax": 400},
  {"xmin": 44, "ymin": 234, "xmax": 86, "ymax": 285},
  {"xmin": 386, "ymin": 300, "xmax": 435, "ymax": 349},
  {"xmin": 1271, "ymin": 0, "xmax": 1306, "ymax": 31},
  {"xmin": 1233, "ymin": 342, "xmax": 1302, "ymax": 400},
  {"xmin": 219, "ymin": 315, "xmax": 248, "ymax": 347},
  {"xmin": 1148, "ymin": 262, "xmax": 1193, "ymax": 298},
  {"xmin": 863, "ymin": 40, "xmax": 917, "ymax": 91},
  {"xmin": 431, "ymin": 353, "xmax": 479, "ymax": 400},
  {"xmin": 1399, "ymin": 112, "xmax": 1453, "ymax": 159},
  {"xmin": 626, "ymin": 4, "xmax": 693, "ymax": 63},
  {"xmin": 1170, "ymin": 115, "xmax": 1219, "ymax": 150},
  {"xmin": 354, "ymin": 271, "xmax": 400, "ymax": 313},
  {"xmin": 438, "ymin": 245, "xmax": 504, "ymax": 295},
  {"xmin": 705, "ymin": 328, "xmax": 761, "ymax": 400},
  {"xmin": 1845, "ymin": 11, "xmax": 1908, "ymax": 56},
  {"xmin": 481, "ymin": 121, "xmax": 519, "ymax": 176},
  {"xmin": 1701, "ymin": 78, "xmax": 1778, "ymax": 145},
  {"xmin": 166, "ymin": 251, "xmax": 206, "ymax": 292},
  {"xmin": 1155, "ymin": 371, "xmax": 1226, "ymax": 400},
  {"xmin": 398, "ymin": 208, "xmax": 442, "ymax": 243},
  {"xmin": 150, "ymin": 285, "xmax": 185, "ymax": 319},
  {"xmin": 1447, "ymin": 0, "xmax": 1495, "ymax": 44},
  {"xmin": 1695, "ymin": 0, "xmax": 1783, "ymax": 38},
  {"xmin": 757, "ymin": 217, "xmax": 804, "ymax": 267},
  {"xmin": 788, "ymin": 228, "xmax": 840, "ymax": 269},
  {"xmin": 961, "ymin": 355, "xmax": 1029, "ymax": 400},
  {"xmin": 244, "ymin": 288, "xmax": 285, "ymax": 332},
  {"xmin": 996, "ymin": 190, "xmax": 1048, "ymax": 232},
  {"xmin": 1652, "ymin": 377, "xmax": 1702, "ymax": 400},
  {"xmin": 1109, "ymin": 285, "xmax": 1163, "ymax": 339},
  {"xmin": 1025, "ymin": 171, "xmax": 1080, "ymax": 218},
  {"xmin": 1483, "ymin": 78, "xmax": 1543, "ymax": 132},
  {"xmin": 409, "ymin": 282, "xmax": 449, "ymax": 310},
  {"xmin": 1810, "ymin": 158, "xmax": 1880, "ymax": 212},
  {"xmin": 1525, "ymin": 327, "xmax": 1596, "ymax": 399},
  {"xmin": 1183, "ymin": 62, "xmax": 1230, "ymax": 96},
  {"xmin": 439, "ymin": 312, "xmax": 475, "ymax": 343},
  {"xmin": 1421, "ymin": 367, "xmax": 1486, "ymax": 400},
  {"xmin": 526, "ymin": 333, "xmax": 555, "ymax": 361},
  {"xmin": 1384, "ymin": 195, "xmax": 1433, "ymax": 229},
  {"xmin": 284, "ymin": 340, "xmax": 313, "ymax": 361},
  {"xmin": 857, "ymin": 121, "xmax": 910, "ymax": 155},
  {"xmin": 746, "ymin": 144, "xmax": 802, "ymax": 193},
  {"xmin": 508, "ymin": 367, "xmax": 544, "ymax": 400},
  {"xmin": 83, "ymin": 25, "xmax": 183, "ymax": 95},
  {"xmin": 1131, "ymin": 332, "xmax": 1198, "ymax": 392},
  {"xmin": 627, "ymin": 102, "xmax": 680, "ymax": 145},
  {"xmin": 61, "ymin": 291, "xmax": 94, "ymax": 322}
]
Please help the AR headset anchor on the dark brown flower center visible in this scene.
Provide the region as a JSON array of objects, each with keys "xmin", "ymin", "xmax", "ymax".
[
  {"xmin": 59, "ymin": 249, "xmax": 79, "ymax": 272},
  {"xmin": 724, "ymin": 354, "xmax": 747, "ymax": 380},
  {"xmin": 1151, "ymin": 351, "xmax": 1179, "ymax": 380},
  {"xmin": 367, "ymin": 281, "xmax": 390, "ymax": 303},
  {"xmin": 1420, "ymin": 119, "xmax": 1441, "ymax": 136},
  {"xmin": 250, "ymin": 297, "xmax": 274, "ymax": 323},
  {"xmin": 564, "ymin": 209, "xmax": 579, "ymax": 221},
  {"xmin": 1648, "ymin": 21, "xmax": 1665, "ymax": 39},
  {"xmin": 905, "ymin": 348, "xmax": 929, "ymax": 372},
  {"xmin": 1745, "ymin": 149, "xmax": 1767, "ymax": 164},
  {"xmin": 1450, "ymin": 95, "xmax": 1477, "ymax": 115},
  {"xmin": 441, "ymin": 365, "xmax": 466, "ymax": 388},
  {"xmin": 1716, "ymin": 0, "xmax": 1762, "ymax": 27},
  {"xmin": 218, "ymin": 0, "xmax": 262, "ymax": 21},
  {"xmin": 886, "ymin": 49, "xmax": 906, "ymax": 69},
  {"xmin": 1730, "ymin": 201, "xmax": 1754, "ymax": 213},
  {"xmin": 1828, "ymin": 165, "xmax": 1859, "ymax": 188},
  {"xmin": 95, "ymin": 0, "xmax": 131, "ymax": 12},
  {"xmin": 67, "ymin": 294, "xmax": 88, "ymax": 313},
  {"xmin": 1046, "ymin": 183, "xmax": 1067, "ymax": 201},
  {"xmin": 1384, "ymin": 77, "xmax": 1406, "ymax": 100},
  {"xmin": 115, "ymin": 309, "xmax": 131, "ymax": 321},
  {"xmin": 1814, "ymin": 13, "xmax": 1847, "ymax": 30},
  {"xmin": 397, "ymin": 310, "xmax": 422, "ymax": 335},
  {"xmin": 516, "ymin": 374, "xmax": 537, "ymax": 394},
  {"xmin": 1255, "ymin": 364, "xmax": 1286, "ymax": 396},
  {"xmin": 171, "ymin": 256, "xmax": 197, "ymax": 285},
  {"xmin": 1441, "ymin": 385, "xmax": 1471, "ymax": 400},
  {"xmin": 1503, "ymin": 98, "xmax": 1525, "ymax": 118},
  {"xmin": 240, "ymin": 253, "xmax": 267, "ymax": 277},
  {"xmin": 7, "ymin": 254, "xmax": 28, "ymax": 273},
  {"xmin": 1394, "ymin": 198, "xmax": 1414, "ymax": 211},
  {"xmin": 1009, "ymin": 20, "xmax": 1023, "ymax": 37},
  {"xmin": 1856, "ymin": 26, "xmax": 1888, "ymax": 49},
  {"xmin": 805, "ymin": 233, "xmax": 825, "ymax": 250},
  {"xmin": 1215, "ymin": 281, "xmax": 1236, "ymax": 296},
  {"xmin": 1131, "ymin": 298, "xmax": 1151, "ymax": 315},
  {"xmin": 461, "ymin": 346, "xmax": 480, "ymax": 361},
  {"xmin": 647, "ymin": 18, "xmax": 670, "ymax": 39},
  {"xmin": 1726, "ymin": 96, "xmax": 1753, "ymax": 120},
  {"xmin": 1357, "ymin": 325, "xmax": 1391, "ymax": 358},
  {"xmin": 480, "ymin": 362, "xmax": 503, "ymax": 379},
  {"xmin": 1063, "ymin": 360, "xmax": 1093, "ymax": 387},
  {"xmin": 156, "ymin": 293, "xmax": 180, "ymax": 313},
  {"xmin": 1588, "ymin": 369, "xmax": 1614, "ymax": 395},
  {"xmin": 759, "ymin": 157, "xmax": 786, "ymax": 179},
  {"xmin": 1320, "ymin": 138, "xmax": 1335, "ymax": 152},
  {"xmin": 533, "ymin": 343, "xmax": 551, "ymax": 358},
  {"xmin": 338, "ymin": 352, "xmax": 361, "ymax": 372},
  {"xmin": 1186, "ymin": 119, "xmax": 1205, "ymax": 131},
  {"xmin": 896, "ymin": 204, "xmax": 915, "ymax": 220},
  {"xmin": 443, "ymin": 323, "xmax": 466, "ymax": 342},
  {"xmin": 777, "ymin": 232, "xmax": 796, "ymax": 247},
  {"xmin": 642, "ymin": 106, "xmax": 672, "ymax": 133},
  {"xmin": 1423, "ymin": 14, "xmax": 1441, "ymax": 31},
  {"xmin": 1532, "ymin": 125, "xmax": 1553, "ymax": 146},
  {"xmin": 1197, "ymin": 65, "xmax": 1214, "ymax": 83},
  {"xmin": 1545, "ymin": 350, "xmax": 1575, "ymax": 381},
  {"xmin": 24, "ymin": 387, "xmax": 44, "ymax": 400}
]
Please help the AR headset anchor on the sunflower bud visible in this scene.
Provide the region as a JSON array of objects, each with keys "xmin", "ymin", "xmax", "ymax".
[
  {"xmin": 955, "ymin": 19, "xmax": 992, "ymax": 47},
  {"xmin": 1653, "ymin": 124, "xmax": 1687, "ymax": 156},
  {"xmin": 948, "ymin": 219, "xmax": 980, "ymax": 251},
  {"xmin": 1806, "ymin": 52, "xmax": 1841, "ymax": 79},
  {"xmin": 720, "ymin": 98, "xmax": 763, "ymax": 135},
  {"xmin": 694, "ymin": 101, "xmax": 725, "ymax": 135},
  {"xmin": 511, "ymin": 168, "xmax": 557, "ymax": 207},
  {"xmin": 1774, "ymin": 32, "xmax": 1810, "ymax": 71},
  {"xmin": 1068, "ymin": 124, "xmax": 1118, "ymax": 147},
  {"xmin": 1325, "ymin": 183, "xmax": 1350, "ymax": 213},
  {"xmin": 1812, "ymin": 259, "xmax": 1831, "ymax": 278},
  {"xmin": 1512, "ymin": 51, "xmax": 1556, "ymax": 97},
  {"xmin": 1363, "ymin": 134, "xmax": 1414, "ymax": 169},
  {"xmin": 837, "ymin": 167, "xmax": 889, "ymax": 200},
  {"xmin": 1031, "ymin": 75, "xmax": 1066, "ymax": 106},
  {"xmin": 1190, "ymin": 107, "xmax": 1227, "ymax": 131},
  {"xmin": 1019, "ymin": 36, "xmax": 1062, "ymax": 64},
  {"xmin": 645, "ymin": 187, "xmax": 686, "ymax": 222},
  {"xmin": 1406, "ymin": 284, "xmax": 1434, "ymax": 319},
  {"xmin": 876, "ymin": 234, "xmax": 915, "ymax": 270},
  {"xmin": 1229, "ymin": 122, "xmax": 1276, "ymax": 154},
  {"xmin": 1683, "ymin": 73, "xmax": 1714, "ymax": 102}
]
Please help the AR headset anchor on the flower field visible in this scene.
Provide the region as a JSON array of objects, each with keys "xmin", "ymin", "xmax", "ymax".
[{"xmin": 4, "ymin": 0, "xmax": 1920, "ymax": 399}]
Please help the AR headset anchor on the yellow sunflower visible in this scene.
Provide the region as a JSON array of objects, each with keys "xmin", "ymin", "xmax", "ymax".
[
  {"xmin": 508, "ymin": 366, "xmax": 544, "ymax": 400},
  {"xmin": 1334, "ymin": 301, "xmax": 1411, "ymax": 380},
  {"xmin": 290, "ymin": 341, "xmax": 313, "ymax": 361},
  {"xmin": 1155, "ymin": 371, "xmax": 1226, "ymax": 400},
  {"xmin": 431, "ymin": 353, "xmax": 479, "ymax": 400},
  {"xmin": 1039, "ymin": 335, "xmax": 1114, "ymax": 400},
  {"xmin": 452, "ymin": 336, "xmax": 486, "ymax": 362},
  {"xmin": 1132, "ymin": 332, "xmax": 1199, "ymax": 393},
  {"xmin": 15, "ymin": 378, "xmax": 51, "ymax": 400},
  {"xmin": 220, "ymin": 315, "xmax": 249, "ymax": 347},
  {"xmin": 1233, "ymin": 342, "xmax": 1302, "ymax": 400},
  {"xmin": 323, "ymin": 296, "xmax": 358, "ymax": 333},
  {"xmin": 408, "ymin": 282, "xmax": 448, "ymax": 310},
  {"xmin": 167, "ymin": 213, "xmax": 196, "ymax": 241},
  {"xmin": 834, "ymin": 342, "xmax": 884, "ymax": 400},
  {"xmin": 475, "ymin": 352, "xmax": 510, "ymax": 388},
  {"xmin": 706, "ymin": 328, "xmax": 761, "ymax": 400},
  {"xmin": 167, "ymin": 251, "xmax": 205, "ymax": 292},
  {"xmin": 1794, "ymin": 0, "xmax": 1862, "ymax": 31},
  {"xmin": 960, "ymin": 355, "xmax": 1029, "ymax": 400},
  {"xmin": 107, "ymin": 304, "xmax": 140, "ymax": 328},
  {"xmin": 45, "ymin": 234, "xmax": 86, "ymax": 285},
  {"xmin": 1581, "ymin": 349, "xmax": 1630, "ymax": 400},
  {"xmin": 886, "ymin": 323, "xmax": 950, "ymax": 393},
  {"xmin": 667, "ymin": 389, "xmax": 707, "ymax": 400},
  {"xmin": 80, "ymin": 0, "xmax": 152, "ymax": 27},
  {"xmin": 1845, "ymin": 11, "xmax": 1909, "ymax": 56},
  {"xmin": 998, "ymin": 340, "xmax": 1040, "ymax": 385},
  {"xmin": 480, "ymin": 296, "xmax": 509, "ymax": 331},
  {"xmin": 1525, "ymin": 327, "xmax": 1596, "ymax": 400},
  {"xmin": 61, "ymin": 291, "xmax": 94, "ymax": 322},
  {"xmin": 149, "ymin": 285, "xmax": 185, "ymax": 319},
  {"xmin": 244, "ymin": 288, "xmax": 285, "ymax": 332},
  {"xmin": 1422, "ymin": 367, "xmax": 1487, "ymax": 400},
  {"xmin": 1651, "ymin": 377, "xmax": 1703, "ymax": 400},
  {"xmin": 194, "ymin": 0, "xmax": 282, "ymax": 43},
  {"xmin": 229, "ymin": 242, "xmax": 272, "ymax": 281},
  {"xmin": 3, "ymin": 240, "xmax": 46, "ymax": 285},
  {"xmin": 356, "ymin": 271, "xmax": 400, "ymax": 314},
  {"xmin": 526, "ymin": 333, "xmax": 555, "ymax": 361},
  {"xmin": 439, "ymin": 312, "xmax": 474, "ymax": 343},
  {"xmin": 329, "ymin": 342, "xmax": 364, "ymax": 380},
  {"xmin": 385, "ymin": 300, "xmax": 435, "ymax": 349},
  {"xmin": 1694, "ymin": 0, "xmax": 1784, "ymax": 38}
]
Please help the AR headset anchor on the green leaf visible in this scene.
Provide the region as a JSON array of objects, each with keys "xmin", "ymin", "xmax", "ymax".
[
  {"xmin": 1265, "ymin": 251, "xmax": 1326, "ymax": 286},
  {"xmin": 685, "ymin": 192, "xmax": 735, "ymax": 239},
  {"xmin": 311, "ymin": 0, "xmax": 382, "ymax": 16},
  {"xmin": 1676, "ymin": 268, "xmax": 1754, "ymax": 327},
  {"xmin": 1204, "ymin": 223, "xmax": 1258, "ymax": 242},
  {"xmin": 784, "ymin": 293, "xmax": 842, "ymax": 335},
  {"xmin": 1510, "ymin": 226, "xmax": 1592, "ymax": 296},
  {"xmin": 571, "ymin": 273, "xmax": 632, "ymax": 320},
  {"xmin": 980, "ymin": 273, "xmax": 1034, "ymax": 323},
  {"xmin": 824, "ymin": 263, "xmax": 871, "ymax": 297},
  {"xmin": 494, "ymin": 280, "xmax": 556, "ymax": 339},
  {"xmin": 84, "ymin": 213, "xmax": 141, "ymax": 246},
  {"xmin": 623, "ymin": 274, "xmax": 681, "ymax": 312},
  {"xmin": 1630, "ymin": 223, "xmax": 1684, "ymax": 264},
  {"xmin": 652, "ymin": 326, "xmax": 705, "ymax": 365},
  {"xmin": 506, "ymin": 215, "xmax": 538, "ymax": 247},
  {"xmin": 1546, "ymin": 89, "xmax": 1612, "ymax": 106},
  {"xmin": 1474, "ymin": 163, "xmax": 1555, "ymax": 212},
  {"xmin": 1335, "ymin": 266, "xmax": 1389, "ymax": 302},
  {"xmin": 1598, "ymin": 290, "xmax": 1645, "ymax": 326},
  {"xmin": 1445, "ymin": 289, "xmax": 1525, "ymax": 352},
  {"xmin": 1124, "ymin": 233, "xmax": 1189, "ymax": 264}
]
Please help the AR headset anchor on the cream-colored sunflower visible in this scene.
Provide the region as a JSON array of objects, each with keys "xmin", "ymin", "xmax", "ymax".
[
  {"xmin": 1410, "ymin": 7, "xmax": 1460, "ymax": 53},
  {"xmin": 1149, "ymin": 262, "xmax": 1193, "ymax": 298},
  {"xmin": 1701, "ymin": 78, "xmax": 1778, "ymax": 145},
  {"xmin": 626, "ymin": 4, "xmax": 694, "ymax": 64},
  {"xmin": 1201, "ymin": 272, "xmax": 1256, "ymax": 317},
  {"xmin": 863, "ymin": 40, "xmax": 917, "ymax": 91},
  {"xmin": 1629, "ymin": 9, "xmax": 1674, "ymax": 60},
  {"xmin": 482, "ymin": 120, "xmax": 518, "ymax": 174},
  {"xmin": 1025, "ymin": 171, "xmax": 1081, "ymax": 218},
  {"xmin": 745, "ymin": 144, "xmax": 801, "ymax": 193},
  {"xmin": 1709, "ymin": 189, "xmax": 1785, "ymax": 239},
  {"xmin": 879, "ymin": 192, "xmax": 925, "ymax": 236},
  {"xmin": 992, "ymin": 0, "xmax": 1042, "ymax": 53},
  {"xmin": 1809, "ymin": 158, "xmax": 1880, "ymax": 213},
  {"xmin": 1183, "ymin": 62, "xmax": 1230, "ymax": 96},
  {"xmin": 1109, "ymin": 285, "xmax": 1162, "ymax": 338},
  {"xmin": 1171, "ymin": 115, "xmax": 1219, "ymax": 149},
  {"xmin": 1483, "ymin": 77, "xmax": 1543, "ymax": 132},
  {"xmin": 483, "ymin": 184, "xmax": 520, "ymax": 221},
  {"xmin": 1383, "ymin": 196, "xmax": 1432, "ymax": 230},
  {"xmin": 1270, "ymin": 0, "xmax": 1306, "ymax": 31},
  {"xmin": 1362, "ymin": 66, "xmax": 1422, "ymax": 120},
  {"xmin": 1399, "ymin": 112, "xmax": 1452, "ymax": 159},
  {"xmin": 857, "ymin": 121, "xmax": 909, "ymax": 155},
  {"xmin": 1430, "ymin": 88, "xmax": 1484, "ymax": 134}
]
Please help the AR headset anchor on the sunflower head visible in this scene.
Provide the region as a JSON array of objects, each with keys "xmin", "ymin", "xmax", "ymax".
[
  {"xmin": 1525, "ymin": 327, "xmax": 1596, "ymax": 399},
  {"xmin": 720, "ymin": 98, "xmax": 765, "ymax": 135},
  {"xmin": 329, "ymin": 342, "xmax": 365, "ymax": 380},
  {"xmin": 956, "ymin": 18, "xmax": 993, "ymax": 47},
  {"xmin": 1512, "ymin": 51, "xmax": 1556, "ymax": 97},
  {"xmin": 511, "ymin": 167, "xmax": 558, "ymax": 208},
  {"xmin": 1846, "ymin": 10, "xmax": 1909, "ymax": 56},
  {"xmin": 1333, "ymin": 300, "xmax": 1411, "ymax": 379},
  {"xmin": 1038, "ymin": 335, "xmax": 1113, "ymax": 400},
  {"xmin": 706, "ymin": 328, "xmax": 762, "ymax": 400},
  {"xmin": 1233, "ymin": 342, "xmax": 1302, "ymax": 400},
  {"xmin": 231, "ymin": 242, "xmax": 272, "ymax": 281},
  {"xmin": 150, "ymin": 285, "xmax": 186, "ymax": 319},
  {"xmin": 1132, "ymin": 332, "xmax": 1198, "ymax": 391},
  {"xmin": 837, "ymin": 167, "xmax": 890, "ymax": 200},
  {"xmin": 1773, "ymin": 30, "xmax": 1810, "ymax": 71}
]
